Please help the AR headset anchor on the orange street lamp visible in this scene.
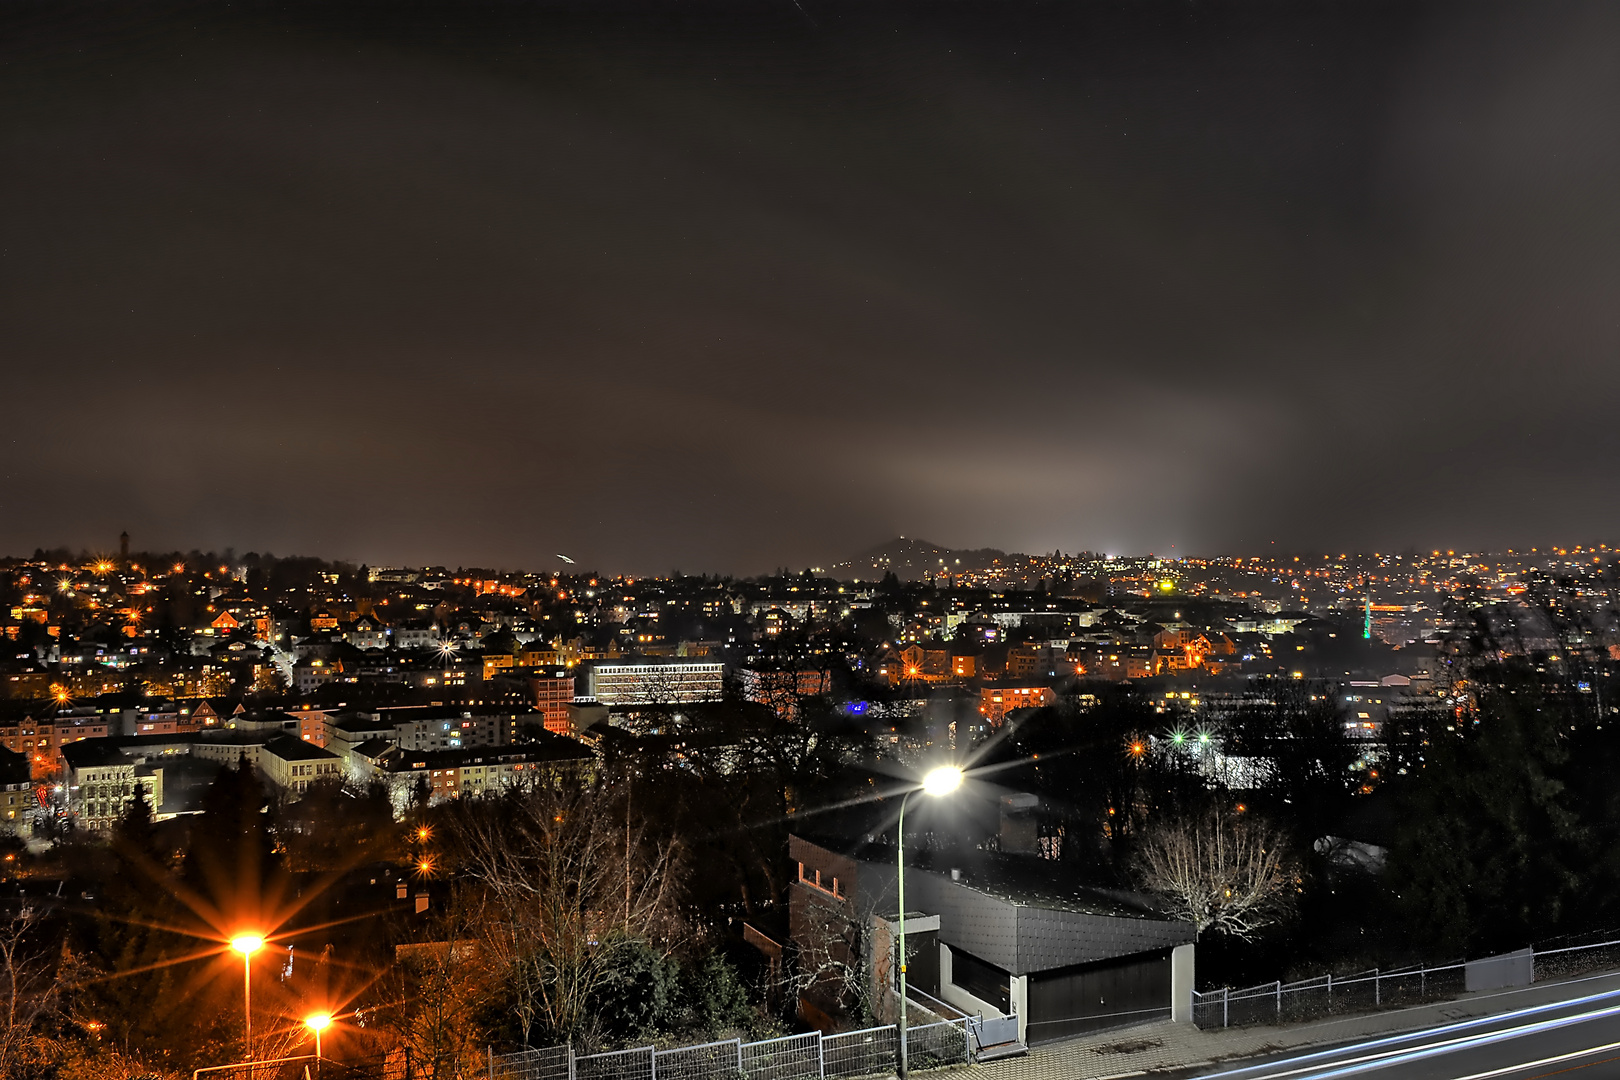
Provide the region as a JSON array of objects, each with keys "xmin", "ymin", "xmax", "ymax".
[
  {"xmin": 230, "ymin": 934, "xmax": 265, "ymax": 1058},
  {"xmin": 305, "ymin": 1012, "xmax": 332, "ymax": 1061}
]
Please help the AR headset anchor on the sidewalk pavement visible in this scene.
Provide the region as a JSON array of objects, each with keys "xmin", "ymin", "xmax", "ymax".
[{"xmin": 966, "ymin": 968, "xmax": 1620, "ymax": 1080}]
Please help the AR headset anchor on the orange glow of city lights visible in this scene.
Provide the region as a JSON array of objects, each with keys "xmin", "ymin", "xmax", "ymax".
[
  {"xmin": 305, "ymin": 1012, "xmax": 332, "ymax": 1032},
  {"xmin": 230, "ymin": 934, "xmax": 266, "ymax": 955}
]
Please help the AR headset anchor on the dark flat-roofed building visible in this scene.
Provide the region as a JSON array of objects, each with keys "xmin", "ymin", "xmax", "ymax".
[{"xmin": 790, "ymin": 833, "xmax": 1194, "ymax": 1044}]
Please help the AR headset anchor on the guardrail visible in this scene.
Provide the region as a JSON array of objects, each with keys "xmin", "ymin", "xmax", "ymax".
[
  {"xmin": 1193, "ymin": 933, "xmax": 1620, "ymax": 1029},
  {"xmin": 490, "ymin": 1018, "xmax": 972, "ymax": 1080}
]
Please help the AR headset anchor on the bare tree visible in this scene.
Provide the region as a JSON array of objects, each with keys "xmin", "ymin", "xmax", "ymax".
[
  {"xmin": 0, "ymin": 911, "xmax": 64, "ymax": 1077},
  {"xmin": 783, "ymin": 892, "xmax": 877, "ymax": 1026},
  {"xmin": 454, "ymin": 781, "xmax": 684, "ymax": 1046},
  {"xmin": 379, "ymin": 894, "xmax": 491, "ymax": 1080},
  {"xmin": 1132, "ymin": 806, "xmax": 1299, "ymax": 940}
]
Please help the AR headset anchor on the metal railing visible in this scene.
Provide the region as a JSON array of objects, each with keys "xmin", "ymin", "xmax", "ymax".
[
  {"xmin": 193, "ymin": 1055, "xmax": 403, "ymax": 1080},
  {"xmin": 1193, "ymin": 932, "xmax": 1620, "ymax": 1030},
  {"xmin": 490, "ymin": 1019, "xmax": 972, "ymax": 1080},
  {"xmin": 1191, "ymin": 963, "xmax": 1466, "ymax": 1029},
  {"xmin": 1533, "ymin": 933, "xmax": 1620, "ymax": 983}
]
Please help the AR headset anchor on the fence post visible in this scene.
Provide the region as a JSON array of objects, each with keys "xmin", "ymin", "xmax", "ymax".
[
  {"xmin": 1326, "ymin": 973, "xmax": 1332, "ymax": 1009},
  {"xmin": 1275, "ymin": 980, "xmax": 1281, "ymax": 1021},
  {"xmin": 488, "ymin": 1046, "xmax": 495, "ymax": 1079},
  {"xmin": 568, "ymin": 1042, "xmax": 575, "ymax": 1080},
  {"xmin": 1375, "ymin": 970, "xmax": 1381, "ymax": 1007},
  {"xmin": 817, "ymin": 1030, "xmax": 825, "ymax": 1079},
  {"xmin": 1223, "ymin": 987, "xmax": 1229, "ymax": 1028},
  {"xmin": 650, "ymin": 1045, "xmax": 657, "ymax": 1080},
  {"xmin": 964, "ymin": 1018, "xmax": 972, "ymax": 1065},
  {"xmin": 736, "ymin": 1038, "xmax": 743, "ymax": 1075}
]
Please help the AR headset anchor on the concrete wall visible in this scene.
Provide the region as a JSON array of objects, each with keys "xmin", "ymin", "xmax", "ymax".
[
  {"xmin": 1010, "ymin": 974, "xmax": 1029, "ymax": 1042},
  {"xmin": 1465, "ymin": 948, "xmax": 1533, "ymax": 992},
  {"xmin": 937, "ymin": 943, "xmax": 1009, "ymax": 1021},
  {"xmin": 1171, "ymin": 944, "xmax": 1196, "ymax": 1023}
]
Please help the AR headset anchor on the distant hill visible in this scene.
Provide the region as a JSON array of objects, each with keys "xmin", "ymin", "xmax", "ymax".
[{"xmin": 830, "ymin": 536, "xmax": 1020, "ymax": 581}]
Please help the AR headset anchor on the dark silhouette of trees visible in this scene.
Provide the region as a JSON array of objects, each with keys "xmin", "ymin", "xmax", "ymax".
[{"xmin": 1386, "ymin": 663, "xmax": 1588, "ymax": 956}]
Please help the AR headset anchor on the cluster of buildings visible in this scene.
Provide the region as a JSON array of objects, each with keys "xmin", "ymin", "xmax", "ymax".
[{"xmin": 1, "ymin": 536, "xmax": 1615, "ymax": 838}]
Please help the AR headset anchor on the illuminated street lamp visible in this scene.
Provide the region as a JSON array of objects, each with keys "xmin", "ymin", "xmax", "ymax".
[
  {"xmin": 305, "ymin": 1012, "xmax": 332, "ymax": 1064},
  {"xmin": 897, "ymin": 766, "xmax": 963, "ymax": 1080},
  {"xmin": 230, "ymin": 934, "xmax": 265, "ymax": 1058}
]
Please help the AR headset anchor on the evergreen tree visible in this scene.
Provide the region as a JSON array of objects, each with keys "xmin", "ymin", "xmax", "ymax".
[{"xmin": 1387, "ymin": 665, "xmax": 1585, "ymax": 955}]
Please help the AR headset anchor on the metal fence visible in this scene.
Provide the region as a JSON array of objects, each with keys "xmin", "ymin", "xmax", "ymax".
[
  {"xmin": 1194, "ymin": 932, "xmax": 1620, "ymax": 1030},
  {"xmin": 1533, "ymin": 933, "xmax": 1620, "ymax": 984},
  {"xmin": 902, "ymin": 1020, "xmax": 973, "ymax": 1072},
  {"xmin": 573, "ymin": 1045, "xmax": 653, "ymax": 1080},
  {"xmin": 740, "ymin": 1032, "xmax": 822, "ymax": 1080},
  {"xmin": 194, "ymin": 1055, "xmax": 408, "ymax": 1080},
  {"xmin": 1192, "ymin": 963, "xmax": 1466, "ymax": 1029},
  {"xmin": 491, "ymin": 1046, "xmax": 572, "ymax": 1080},
  {"xmin": 491, "ymin": 1019, "xmax": 971, "ymax": 1080}
]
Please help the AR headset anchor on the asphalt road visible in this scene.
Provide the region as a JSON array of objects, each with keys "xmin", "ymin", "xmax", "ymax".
[{"xmin": 1186, "ymin": 985, "xmax": 1620, "ymax": 1080}]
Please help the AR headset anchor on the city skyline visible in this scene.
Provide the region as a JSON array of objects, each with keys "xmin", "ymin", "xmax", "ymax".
[{"xmin": 7, "ymin": 531, "xmax": 1620, "ymax": 581}]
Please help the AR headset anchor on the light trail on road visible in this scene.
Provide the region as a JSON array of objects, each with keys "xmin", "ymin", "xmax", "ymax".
[{"xmin": 1195, "ymin": 984, "xmax": 1620, "ymax": 1080}]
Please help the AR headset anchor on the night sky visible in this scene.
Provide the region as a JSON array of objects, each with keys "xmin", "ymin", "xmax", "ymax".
[{"xmin": 3, "ymin": 1, "xmax": 1617, "ymax": 574}]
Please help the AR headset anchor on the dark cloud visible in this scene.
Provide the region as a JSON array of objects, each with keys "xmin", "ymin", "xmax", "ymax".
[{"xmin": 2, "ymin": 1, "xmax": 1617, "ymax": 571}]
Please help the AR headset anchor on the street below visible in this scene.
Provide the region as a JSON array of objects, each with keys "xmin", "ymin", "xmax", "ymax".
[{"xmin": 1190, "ymin": 985, "xmax": 1620, "ymax": 1080}]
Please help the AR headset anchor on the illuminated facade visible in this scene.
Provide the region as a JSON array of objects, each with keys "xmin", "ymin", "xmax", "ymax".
[{"xmin": 585, "ymin": 662, "xmax": 725, "ymax": 705}]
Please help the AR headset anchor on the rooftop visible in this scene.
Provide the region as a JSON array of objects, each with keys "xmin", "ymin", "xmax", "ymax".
[{"xmin": 263, "ymin": 733, "xmax": 341, "ymax": 762}]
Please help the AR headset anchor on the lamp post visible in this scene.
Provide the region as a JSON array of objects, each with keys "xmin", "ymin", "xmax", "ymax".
[
  {"xmin": 305, "ymin": 1013, "xmax": 332, "ymax": 1072},
  {"xmin": 230, "ymin": 934, "xmax": 265, "ymax": 1059},
  {"xmin": 897, "ymin": 765, "xmax": 963, "ymax": 1080}
]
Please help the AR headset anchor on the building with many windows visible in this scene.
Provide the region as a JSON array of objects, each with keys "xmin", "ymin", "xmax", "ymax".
[
  {"xmin": 60, "ymin": 740, "xmax": 162, "ymax": 833},
  {"xmin": 260, "ymin": 734, "xmax": 343, "ymax": 793},
  {"xmin": 0, "ymin": 746, "xmax": 33, "ymax": 836},
  {"xmin": 584, "ymin": 661, "xmax": 725, "ymax": 705},
  {"xmin": 527, "ymin": 671, "xmax": 577, "ymax": 735},
  {"xmin": 378, "ymin": 736, "xmax": 595, "ymax": 805}
]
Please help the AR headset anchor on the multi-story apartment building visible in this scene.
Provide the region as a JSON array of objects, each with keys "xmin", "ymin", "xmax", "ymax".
[
  {"xmin": 527, "ymin": 671, "xmax": 577, "ymax": 735},
  {"xmin": 0, "ymin": 746, "xmax": 33, "ymax": 836},
  {"xmin": 381, "ymin": 738, "xmax": 595, "ymax": 804},
  {"xmin": 60, "ymin": 741, "xmax": 162, "ymax": 833},
  {"xmin": 260, "ymin": 734, "xmax": 343, "ymax": 793},
  {"xmin": 0, "ymin": 712, "xmax": 113, "ymax": 778},
  {"xmin": 979, "ymin": 684, "xmax": 1058, "ymax": 726}
]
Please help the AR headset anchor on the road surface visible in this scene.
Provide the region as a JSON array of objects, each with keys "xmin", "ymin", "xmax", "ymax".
[{"xmin": 1189, "ymin": 984, "xmax": 1620, "ymax": 1080}]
